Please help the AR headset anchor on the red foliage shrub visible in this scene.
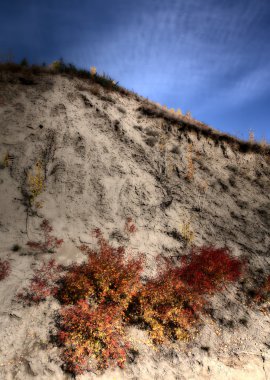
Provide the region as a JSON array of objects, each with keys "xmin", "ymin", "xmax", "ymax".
[
  {"xmin": 179, "ymin": 246, "xmax": 243, "ymax": 294},
  {"xmin": 0, "ymin": 259, "xmax": 10, "ymax": 281},
  {"xmin": 27, "ymin": 219, "xmax": 63, "ymax": 253},
  {"xmin": 58, "ymin": 229, "xmax": 144, "ymax": 308},
  {"xmin": 17, "ymin": 259, "xmax": 61, "ymax": 304},
  {"xmin": 58, "ymin": 300, "xmax": 131, "ymax": 375}
]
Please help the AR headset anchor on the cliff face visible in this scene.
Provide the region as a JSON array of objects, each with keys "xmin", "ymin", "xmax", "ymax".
[{"xmin": 0, "ymin": 68, "xmax": 270, "ymax": 379}]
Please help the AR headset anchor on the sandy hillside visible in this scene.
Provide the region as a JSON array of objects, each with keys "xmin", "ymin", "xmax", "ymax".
[{"xmin": 0, "ymin": 67, "xmax": 270, "ymax": 379}]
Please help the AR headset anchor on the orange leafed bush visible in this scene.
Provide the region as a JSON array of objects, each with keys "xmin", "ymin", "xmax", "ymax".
[
  {"xmin": 58, "ymin": 229, "xmax": 144, "ymax": 308},
  {"xmin": 58, "ymin": 300, "xmax": 131, "ymax": 375}
]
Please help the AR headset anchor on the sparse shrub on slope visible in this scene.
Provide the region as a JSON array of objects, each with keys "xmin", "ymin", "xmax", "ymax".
[
  {"xmin": 0, "ymin": 259, "xmax": 11, "ymax": 281},
  {"xmin": 124, "ymin": 217, "xmax": 137, "ymax": 234},
  {"xmin": 90, "ymin": 66, "xmax": 97, "ymax": 75},
  {"xmin": 51, "ymin": 60, "xmax": 65, "ymax": 71},
  {"xmin": 248, "ymin": 129, "xmax": 255, "ymax": 143},
  {"xmin": 27, "ymin": 160, "xmax": 45, "ymax": 203},
  {"xmin": 17, "ymin": 259, "xmax": 61, "ymax": 304},
  {"xmin": 2, "ymin": 152, "xmax": 10, "ymax": 168},
  {"xmin": 20, "ymin": 58, "xmax": 29, "ymax": 67},
  {"xmin": 27, "ymin": 219, "xmax": 63, "ymax": 253},
  {"xmin": 179, "ymin": 220, "xmax": 194, "ymax": 245},
  {"xmin": 93, "ymin": 72, "xmax": 118, "ymax": 90}
]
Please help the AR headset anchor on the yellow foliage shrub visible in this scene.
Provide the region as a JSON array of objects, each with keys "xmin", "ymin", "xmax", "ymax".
[
  {"xmin": 179, "ymin": 221, "xmax": 194, "ymax": 245},
  {"xmin": 51, "ymin": 60, "xmax": 62, "ymax": 71},
  {"xmin": 90, "ymin": 66, "xmax": 97, "ymax": 75},
  {"xmin": 27, "ymin": 161, "xmax": 45, "ymax": 202},
  {"xmin": 3, "ymin": 152, "xmax": 9, "ymax": 167}
]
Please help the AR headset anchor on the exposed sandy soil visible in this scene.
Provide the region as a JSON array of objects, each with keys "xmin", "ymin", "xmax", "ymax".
[{"xmin": 0, "ymin": 70, "xmax": 270, "ymax": 379}]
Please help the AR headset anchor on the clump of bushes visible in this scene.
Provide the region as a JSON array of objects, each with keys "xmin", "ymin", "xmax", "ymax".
[
  {"xmin": 19, "ymin": 226, "xmax": 244, "ymax": 376},
  {"xmin": 0, "ymin": 259, "xmax": 11, "ymax": 281}
]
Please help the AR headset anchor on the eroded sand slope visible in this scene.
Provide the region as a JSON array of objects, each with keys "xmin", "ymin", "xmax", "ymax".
[{"xmin": 0, "ymin": 70, "xmax": 270, "ymax": 379}]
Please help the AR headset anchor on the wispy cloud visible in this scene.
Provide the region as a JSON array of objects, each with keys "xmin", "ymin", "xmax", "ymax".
[
  {"xmin": 67, "ymin": 0, "xmax": 270, "ymax": 109},
  {"xmin": 1, "ymin": 0, "xmax": 269, "ymax": 138}
]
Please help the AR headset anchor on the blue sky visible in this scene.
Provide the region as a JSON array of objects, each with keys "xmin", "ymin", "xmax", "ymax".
[{"xmin": 1, "ymin": 0, "xmax": 270, "ymax": 142}]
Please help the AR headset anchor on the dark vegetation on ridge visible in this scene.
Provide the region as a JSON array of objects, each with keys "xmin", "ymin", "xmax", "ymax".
[{"xmin": 0, "ymin": 60, "xmax": 269, "ymax": 157}]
